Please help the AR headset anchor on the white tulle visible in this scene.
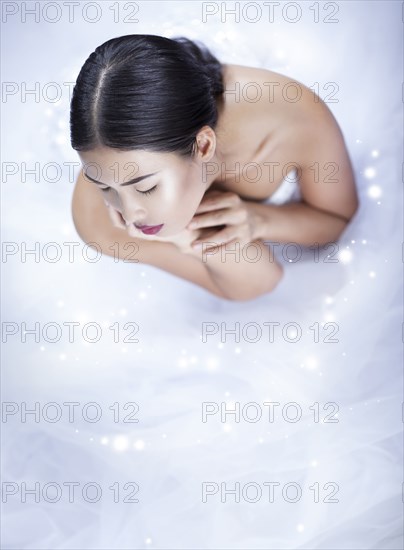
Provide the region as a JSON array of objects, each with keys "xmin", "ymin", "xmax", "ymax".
[
  {"xmin": 2, "ymin": 2, "xmax": 402, "ymax": 549},
  {"xmin": 263, "ymin": 169, "xmax": 302, "ymax": 205}
]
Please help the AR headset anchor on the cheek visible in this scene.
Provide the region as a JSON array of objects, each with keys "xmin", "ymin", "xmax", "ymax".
[{"xmin": 162, "ymin": 182, "xmax": 193, "ymax": 217}]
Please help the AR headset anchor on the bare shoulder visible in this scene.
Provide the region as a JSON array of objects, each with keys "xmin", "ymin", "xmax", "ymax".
[
  {"xmin": 222, "ymin": 64, "xmax": 358, "ymax": 219},
  {"xmin": 71, "ymin": 172, "xmax": 224, "ymax": 298},
  {"xmin": 223, "ymin": 63, "xmax": 338, "ymax": 129},
  {"xmin": 223, "ymin": 64, "xmax": 314, "ymax": 103}
]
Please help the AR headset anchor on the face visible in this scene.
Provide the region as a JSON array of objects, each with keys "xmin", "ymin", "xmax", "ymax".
[{"xmin": 78, "ymin": 129, "xmax": 220, "ymax": 238}]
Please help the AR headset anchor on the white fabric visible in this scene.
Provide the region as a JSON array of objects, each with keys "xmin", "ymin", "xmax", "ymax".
[
  {"xmin": 262, "ymin": 168, "xmax": 302, "ymax": 205},
  {"xmin": 2, "ymin": 2, "xmax": 402, "ymax": 549}
]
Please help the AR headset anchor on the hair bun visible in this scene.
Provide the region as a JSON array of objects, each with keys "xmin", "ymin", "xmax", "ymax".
[{"xmin": 172, "ymin": 36, "xmax": 224, "ymax": 96}]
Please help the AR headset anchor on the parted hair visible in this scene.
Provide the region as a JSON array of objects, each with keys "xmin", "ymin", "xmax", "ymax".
[{"xmin": 69, "ymin": 34, "xmax": 224, "ymax": 157}]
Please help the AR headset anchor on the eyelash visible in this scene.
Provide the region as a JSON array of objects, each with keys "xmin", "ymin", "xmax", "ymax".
[{"xmin": 100, "ymin": 185, "xmax": 157, "ymax": 196}]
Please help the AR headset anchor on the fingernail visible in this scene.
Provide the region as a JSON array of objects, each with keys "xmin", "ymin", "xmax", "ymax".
[
  {"xmin": 192, "ymin": 242, "xmax": 202, "ymax": 249},
  {"xmin": 188, "ymin": 222, "xmax": 197, "ymax": 229}
]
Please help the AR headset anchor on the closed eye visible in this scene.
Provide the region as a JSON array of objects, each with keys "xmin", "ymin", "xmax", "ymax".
[
  {"xmin": 99, "ymin": 185, "xmax": 158, "ymax": 196},
  {"xmin": 138, "ymin": 185, "xmax": 157, "ymax": 196}
]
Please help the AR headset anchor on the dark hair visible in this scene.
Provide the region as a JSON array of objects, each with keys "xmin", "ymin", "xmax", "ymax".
[{"xmin": 69, "ymin": 34, "xmax": 224, "ymax": 157}]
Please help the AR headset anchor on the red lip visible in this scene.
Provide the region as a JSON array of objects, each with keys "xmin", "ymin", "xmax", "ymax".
[{"xmin": 134, "ymin": 224, "xmax": 164, "ymax": 235}]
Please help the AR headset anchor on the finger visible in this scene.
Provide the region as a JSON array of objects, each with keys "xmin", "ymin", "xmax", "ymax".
[
  {"xmin": 188, "ymin": 207, "xmax": 243, "ymax": 230},
  {"xmin": 194, "ymin": 193, "xmax": 241, "ymax": 214},
  {"xmin": 107, "ymin": 204, "xmax": 127, "ymax": 229},
  {"xmin": 192, "ymin": 229, "xmax": 238, "ymax": 249}
]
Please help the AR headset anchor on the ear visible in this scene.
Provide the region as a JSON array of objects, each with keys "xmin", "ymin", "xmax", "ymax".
[{"xmin": 194, "ymin": 126, "xmax": 216, "ymax": 161}]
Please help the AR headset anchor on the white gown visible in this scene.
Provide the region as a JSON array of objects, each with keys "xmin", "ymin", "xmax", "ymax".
[{"xmin": 2, "ymin": 4, "xmax": 402, "ymax": 549}]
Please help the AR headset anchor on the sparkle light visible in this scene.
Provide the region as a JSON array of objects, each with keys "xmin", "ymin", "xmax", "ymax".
[
  {"xmin": 324, "ymin": 296, "xmax": 334, "ymax": 305},
  {"xmin": 367, "ymin": 184, "xmax": 382, "ymax": 199},
  {"xmin": 56, "ymin": 300, "xmax": 64, "ymax": 307},
  {"xmin": 304, "ymin": 356, "xmax": 318, "ymax": 370},
  {"xmin": 364, "ymin": 167, "xmax": 376, "ymax": 179},
  {"xmin": 297, "ymin": 524, "xmax": 305, "ymax": 533},
  {"xmin": 288, "ymin": 327, "xmax": 298, "ymax": 339},
  {"xmin": 138, "ymin": 291, "xmax": 147, "ymax": 300},
  {"xmin": 60, "ymin": 224, "xmax": 72, "ymax": 236},
  {"xmin": 369, "ymin": 271, "xmax": 376, "ymax": 278},
  {"xmin": 134, "ymin": 439, "xmax": 145, "ymax": 451},
  {"xmin": 311, "ymin": 460, "xmax": 318, "ymax": 467},
  {"xmin": 101, "ymin": 437, "xmax": 109, "ymax": 445},
  {"xmin": 145, "ymin": 538, "xmax": 152, "ymax": 545},
  {"xmin": 223, "ymin": 423, "xmax": 232, "ymax": 433},
  {"xmin": 371, "ymin": 150, "xmax": 379, "ymax": 158},
  {"xmin": 338, "ymin": 249, "xmax": 353, "ymax": 264},
  {"xmin": 113, "ymin": 435, "xmax": 129, "ymax": 452}
]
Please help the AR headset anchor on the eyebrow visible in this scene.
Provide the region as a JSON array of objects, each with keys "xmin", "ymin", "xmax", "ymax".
[{"xmin": 83, "ymin": 171, "xmax": 159, "ymax": 187}]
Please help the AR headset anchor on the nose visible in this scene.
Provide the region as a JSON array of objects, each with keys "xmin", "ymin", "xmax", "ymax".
[{"xmin": 119, "ymin": 196, "xmax": 147, "ymax": 226}]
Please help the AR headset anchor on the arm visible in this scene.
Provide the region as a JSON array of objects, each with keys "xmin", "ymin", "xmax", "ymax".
[
  {"xmin": 184, "ymin": 92, "xmax": 359, "ymax": 297},
  {"xmin": 71, "ymin": 170, "xmax": 226, "ymax": 300},
  {"xmin": 251, "ymin": 95, "xmax": 359, "ymax": 247},
  {"xmin": 248, "ymin": 199, "xmax": 353, "ymax": 246},
  {"xmin": 180, "ymin": 194, "xmax": 285, "ymax": 301},
  {"xmin": 72, "ymin": 169, "xmax": 276, "ymax": 302},
  {"xmin": 198, "ymin": 237, "xmax": 283, "ymax": 301}
]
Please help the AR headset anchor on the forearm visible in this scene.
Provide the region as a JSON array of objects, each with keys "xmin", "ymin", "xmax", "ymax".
[
  {"xmin": 198, "ymin": 239, "xmax": 283, "ymax": 301},
  {"xmin": 249, "ymin": 200, "xmax": 350, "ymax": 246}
]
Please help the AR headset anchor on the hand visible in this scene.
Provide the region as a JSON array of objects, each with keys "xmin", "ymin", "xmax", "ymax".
[
  {"xmin": 103, "ymin": 200, "xmax": 206, "ymax": 255},
  {"xmin": 185, "ymin": 189, "xmax": 258, "ymax": 252},
  {"xmin": 103, "ymin": 199, "xmax": 127, "ymax": 230}
]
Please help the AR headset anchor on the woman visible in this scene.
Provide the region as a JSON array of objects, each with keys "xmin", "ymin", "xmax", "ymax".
[{"xmin": 70, "ymin": 34, "xmax": 358, "ymax": 301}]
